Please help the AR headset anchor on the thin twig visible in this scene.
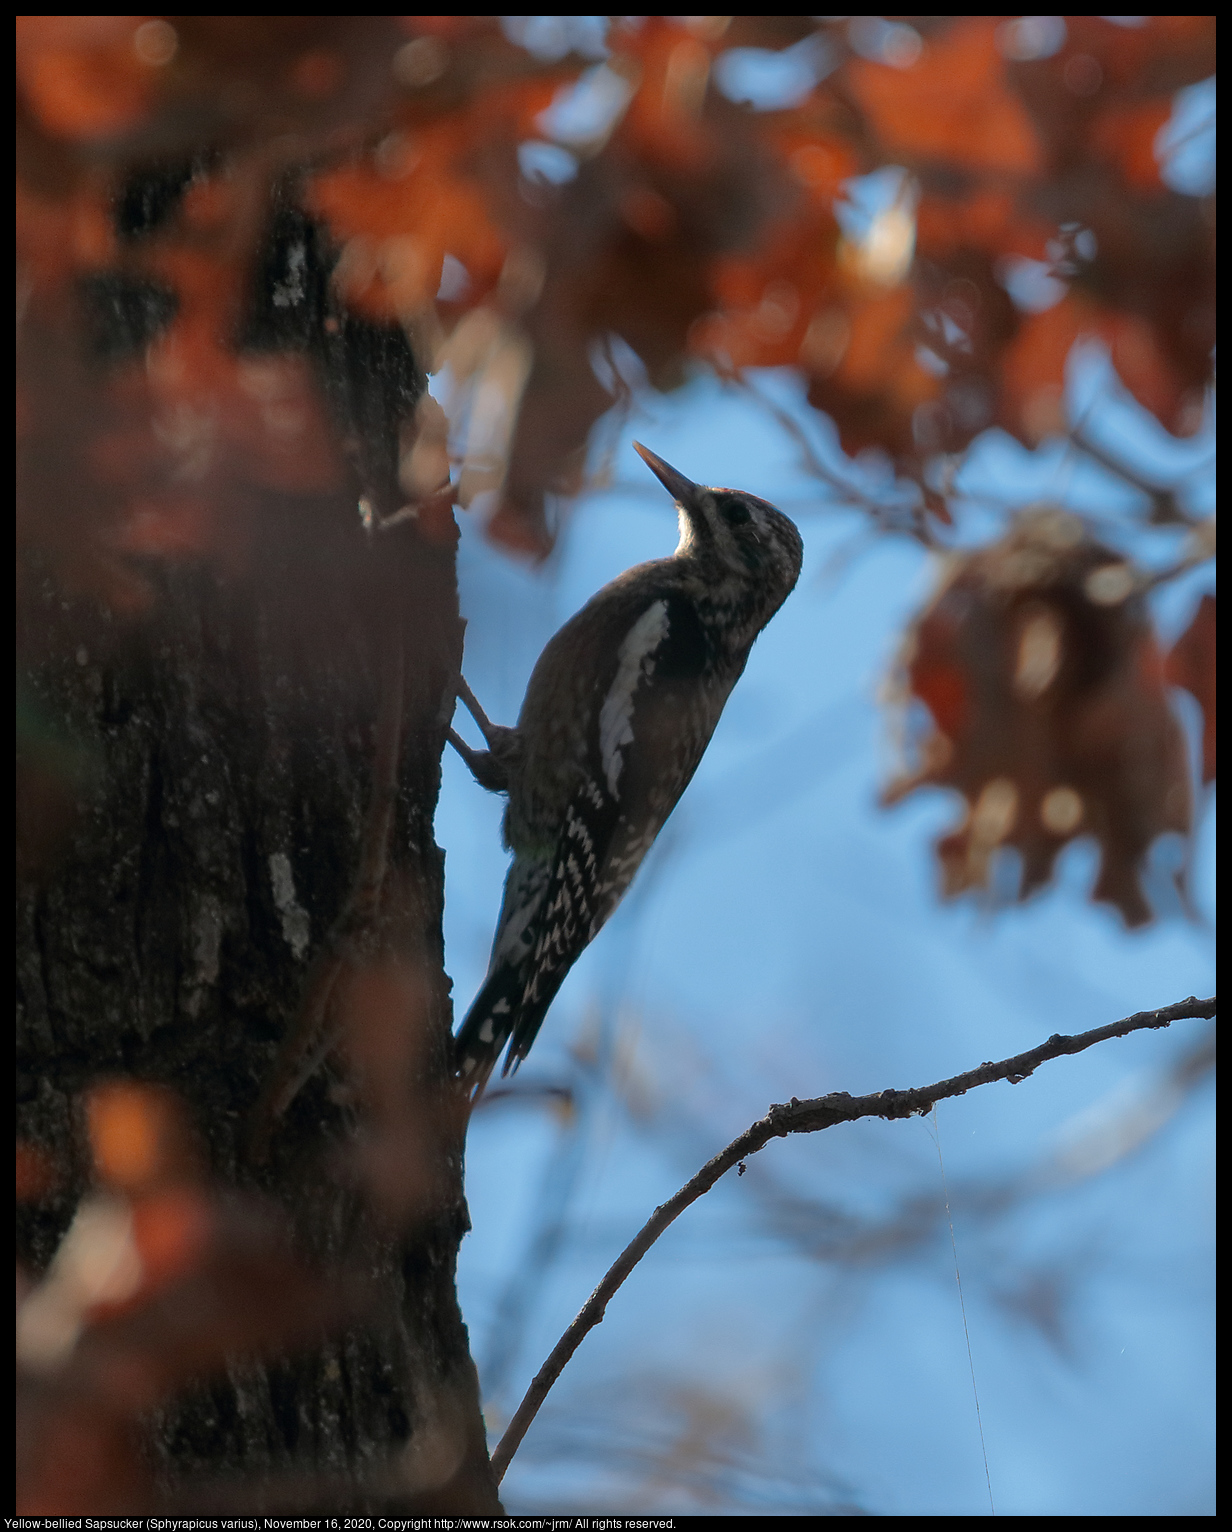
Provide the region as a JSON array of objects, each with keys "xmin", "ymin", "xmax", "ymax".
[
  {"xmin": 1141, "ymin": 522, "xmax": 1216, "ymax": 592},
  {"xmin": 489, "ymin": 993, "xmax": 1216, "ymax": 1482},
  {"xmin": 1068, "ymin": 424, "xmax": 1194, "ymax": 526}
]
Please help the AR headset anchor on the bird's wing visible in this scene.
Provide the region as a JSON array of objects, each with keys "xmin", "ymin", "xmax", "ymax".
[
  {"xmin": 455, "ymin": 587, "xmax": 726, "ymax": 1092},
  {"xmin": 504, "ymin": 587, "xmax": 723, "ymax": 1065}
]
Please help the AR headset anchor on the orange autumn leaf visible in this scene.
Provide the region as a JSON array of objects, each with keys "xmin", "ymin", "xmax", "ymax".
[
  {"xmin": 997, "ymin": 294, "xmax": 1092, "ymax": 443},
  {"xmin": 700, "ymin": 207, "xmax": 841, "ymax": 371},
  {"xmin": 609, "ymin": 18, "xmax": 718, "ymax": 173},
  {"xmin": 16, "ymin": 179, "xmax": 119, "ymax": 296},
  {"xmin": 847, "ymin": 18, "xmax": 1042, "ymax": 177},
  {"xmin": 306, "ymin": 119, "xmax": 509, "ymax": 320},
  {"xmin": 776, "ymin": 130, "xmax": 860, "ymax": 207},
  {"xmin": 129, "ymin": 1188, "xmax": 215, "ymax": 1294},
  {"xmin": 837, "ymin": 285, "xmax": 925, "ymax": 395},
  {"xmin": 16, "ymin": 16, "xmax": 159, "ymax": 141},
  {"xmin": 916, "ymin": 188, "xmax": 1051, "ymax": 263},
  {"xmin": 802, "ymin": 282, "xmax": 941, "ymax": 457},
  {"xmin": 1105, "ymin": 311, "xmax": 1197, "ymax": 436},
  {"xmin": 13, "ymin": 15, "xmax": 1215, "ymax": 588},
  {"xmin": 1089, "ymin": 98, "xmax": 1173, "ymax": 193},
  {"xmin": 87, "ymin": 1082, "xmax": 197, "ymax": 1192}
]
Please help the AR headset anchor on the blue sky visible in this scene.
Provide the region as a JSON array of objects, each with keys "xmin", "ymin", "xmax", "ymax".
[{"xmin": 435, "ymin": 351, "xmax": 1215, "ymax": 1513}]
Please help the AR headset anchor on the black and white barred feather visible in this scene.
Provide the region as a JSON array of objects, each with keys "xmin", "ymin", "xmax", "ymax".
[{"xmin": 454, "ymin": 443, "xmax": 803, "ymax": 1096}]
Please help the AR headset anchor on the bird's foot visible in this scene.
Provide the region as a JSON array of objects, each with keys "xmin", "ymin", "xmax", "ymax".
[
  {"xmin": 451, "ymin": 676, "xmax": 522, "ymax": 792},
  {"xmin": 448, "ymin": 728, "xmax": 521, "ymax": 793},
  {"xmin": 457, "ymin": 675, "xmax": 508, "ymax": 748}
]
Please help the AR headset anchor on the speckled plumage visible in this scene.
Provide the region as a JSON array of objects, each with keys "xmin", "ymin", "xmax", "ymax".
[{"xmin": 454, "ymin": 443, "xmax": 803, "ymax": 1095}]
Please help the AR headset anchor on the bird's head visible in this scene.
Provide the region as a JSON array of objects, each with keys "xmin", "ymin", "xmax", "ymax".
[{"xmin": 634, "ymin": 441, "xmax": 803, "ymax": 619}]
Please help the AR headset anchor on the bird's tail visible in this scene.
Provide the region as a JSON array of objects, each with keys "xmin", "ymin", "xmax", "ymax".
[
  {"xmin": 453, "ymin": 957, "xmax": 569, "ymax": 1101},
  {"xmin": 455, "ymin": 961, "xmax": 529, "ymax": 1099},
  {"xmin": 454, "ymin": 854, "xmax": 547, "ymax": 1097}
]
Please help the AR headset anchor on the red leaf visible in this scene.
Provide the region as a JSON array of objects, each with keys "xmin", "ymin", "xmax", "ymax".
[
  {"xmin": 885, "ymin": 510, "xmax": 1191, "ymax": 925},
  {"xmin": 847, "ymin": 19, "xmax": 1043, "ymax": 177}
]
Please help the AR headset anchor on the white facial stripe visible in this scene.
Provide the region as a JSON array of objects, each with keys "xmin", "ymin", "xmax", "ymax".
[
  {"xmin": 675, "ymin": 506, "xmax": 698, "ymax": 556},
  {"xmin": 598, "ymin": 598, "xmax": 669, "ymax": 795}
]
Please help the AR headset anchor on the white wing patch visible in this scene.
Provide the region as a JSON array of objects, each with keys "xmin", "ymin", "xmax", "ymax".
[
  {"xmin": 491, "ymin": 885, "xmax": 540, "ymax": 965},
  {"xmin": 598, "ymin": 599, "xmax": 669, "ymax": 795},
  {"xmin": 490, "ymin": 857, "xmax": 549, "ymax": 966}
]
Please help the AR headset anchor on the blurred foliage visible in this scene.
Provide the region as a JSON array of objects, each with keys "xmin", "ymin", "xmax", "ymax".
[
  {"xmin": 14, "ymin": 15, "xmax": 1216, "ymax": 1513},
  {"xmin": 884, "ymin": 509, "xmax": 1192, "ymax": 925},
  {"xmin": 17, "ymin": 1083, "xmax": 354, "ymax": 1512}
]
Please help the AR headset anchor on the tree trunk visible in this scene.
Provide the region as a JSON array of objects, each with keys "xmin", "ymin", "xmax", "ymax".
[{"xmin": 17, "ymin": 450, "xmax": 501, "ymax": 1510}]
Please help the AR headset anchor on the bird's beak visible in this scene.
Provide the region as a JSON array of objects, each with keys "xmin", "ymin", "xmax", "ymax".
[{"xmin": 634, "ymin": 441, "xmax": 701, "ymax": 511}]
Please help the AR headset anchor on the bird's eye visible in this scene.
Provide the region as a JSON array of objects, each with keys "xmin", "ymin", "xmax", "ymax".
[{"xmin": 719, "ymin": 497, "xmax": 752, "ymax": 526}]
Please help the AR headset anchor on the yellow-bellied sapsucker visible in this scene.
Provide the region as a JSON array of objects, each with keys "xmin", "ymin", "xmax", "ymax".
[{"xmin": 451, "ymin": 442, "xmax": 803, "ymax": 1096}]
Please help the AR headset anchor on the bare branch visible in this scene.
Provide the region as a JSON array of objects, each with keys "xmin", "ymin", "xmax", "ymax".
[
  {"xmin": 490, "ymin": 993, "xmax": 1216, "ymax": 1483},
  {"xmin": 1142, "ymin": 518, "xmax": 1217, "ymax": 592},
  {"xmin": 1068, "ymin": 423, "xmax": 1195, "ymax": 526}
]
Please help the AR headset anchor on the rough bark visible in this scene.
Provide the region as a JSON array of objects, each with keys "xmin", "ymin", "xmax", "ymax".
[{"xmin": 16, "ymin": 324, "xmax": 501, "ymax": 1511}]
